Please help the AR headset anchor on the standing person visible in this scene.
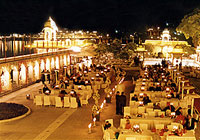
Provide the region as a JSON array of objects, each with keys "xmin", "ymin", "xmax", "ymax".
[
  {"xmin": 120, "ymin": 92, "xmax": 126, "ymax": 115},
  {"xmin": 116, "ymin": 91, "xmax": 120, "ymax": 115}
]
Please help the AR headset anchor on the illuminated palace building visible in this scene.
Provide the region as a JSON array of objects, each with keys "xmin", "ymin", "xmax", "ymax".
[
  {"xmin": 0, "ymin": 17, "xmax": 99, "ymax": 95},
  {"xmin": 144, "ymin": 28, "xmax": 190, "ymax": 59}
]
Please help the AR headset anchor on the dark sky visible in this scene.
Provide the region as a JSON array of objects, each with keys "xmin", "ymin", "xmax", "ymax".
[{"xmin": 0, "ymin": 0, "xmax": 200, "ymax": 34}]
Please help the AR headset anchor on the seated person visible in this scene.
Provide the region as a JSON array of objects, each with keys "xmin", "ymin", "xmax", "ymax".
[
  {"xmin": 175, "ymin": 107, "xmax": 183, "ymax": 115},
  {"xmin": 104, "ymin": 121, "xmax": 111, "ymax": 130},
  {"xmin": 148, "ymin": 83, "xmax": 155, "ymax": 91},
  {"xmin": 125, "ymin": 119, "xmax": 132, "ymax": 129},
  {"xmin": 171, "ymin": 82, "xmax": 176, "ymax": 88},
  {"xmin": 163, "ymin": 102, "xmax": 175, "ymax": 112},
  {"xmin": 43, "ymin": 84, "xmax": 51, "ymax": 94},
  {"xmin": 103, "ymin": 123, "xmax": 119, "ymax": 140},
  {"xmin": 155, "ymin": 85, "xmax": 162, "ymax": 91},
  {"xmin": 184, "ymin": 114, "xmax": 198, "ymax": 130},
  {"xmin": 143, "ymin": 94, "xmax": 151, "ymax": 105},
  {"xmin": 154, "ymin": 103, "xmax": 161, "ymax": 110},
  {"xmin": 131, "ymin": 94, "xmax": 138, "ymax": 101}
]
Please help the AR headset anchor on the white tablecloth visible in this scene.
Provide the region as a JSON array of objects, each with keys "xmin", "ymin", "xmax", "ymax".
[{"xmin": 118, "ymin": 130, "xmax": 153, "ymax": 140}]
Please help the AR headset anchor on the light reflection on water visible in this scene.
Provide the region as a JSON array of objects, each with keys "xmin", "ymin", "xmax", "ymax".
[{"xmin": 0, "ymin": 40, "xmax": 34, "ymax": 58}]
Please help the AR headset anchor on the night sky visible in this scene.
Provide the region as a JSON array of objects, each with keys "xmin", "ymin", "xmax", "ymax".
[{"xmin": 0, "ymin": 0, "xmax": 200, "ymax": 34}]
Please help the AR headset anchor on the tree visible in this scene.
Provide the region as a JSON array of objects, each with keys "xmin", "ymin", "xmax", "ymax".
[
  {"xmin": 176, "ymin": 9, "xmax": 200, "ymax": 47},
  {"xmin": 94, "ymin": 43, "xmax": 108, "ymax": 56}
]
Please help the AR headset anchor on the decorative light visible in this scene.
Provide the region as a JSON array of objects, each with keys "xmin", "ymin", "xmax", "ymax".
[
  {"xmin": 142, "ymin": 79, "xmax": 146, "ymax": 82},
  {"xmin": 166, "ymin": 87, "xmax": 170, "ymax": 92},
  {"xmin": 171, "ymin": 112, "xmax": 176, "ymax": 116},
  {"xmin": 26, "ymin": 94, "xmax": 30, "ymax": 100},
  {"xmin": 103, "ymin": 100, "xmax": 106, "ymax": 104},
  {"xmin": 173, "ymin": 125, "xmax": 178, "ymax": 130},
  {"xmin": 141, "ymin": 86, "xmax": 145, "ymax": 91},
  {"xmin": 93, "ymin": 118, "xmax": 96, "ymax": 126},
  {"xmin": 96, "ymin": 74, "xmax": 99, "ymax": 77},
  {"xmin": 142, "ymin": 82, "xmax": 145, "ymax": 86},
  {"xmin": 139, "ymin": 93, "xmax": 144, "ymax": 97},
  {"xmin": 88, "ymin": 123, "xmax": 92, "ymax": 133},
  {"xmin": 139, "ymin": 101, "xmax": 144, "ymax": 106},
  {"xmin": 133, "ymin": 124, "xmax": 140, "ymax": 129}
]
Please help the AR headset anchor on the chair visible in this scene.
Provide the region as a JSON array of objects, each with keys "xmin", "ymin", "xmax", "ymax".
[
  {"xmin": 148, "ymin": 111, "xmax": 156, "ymax": 117},
  {"xmin": 64, "ymin": 96, "xmax": 70, "ymax": 107},
  {"xmin": 81, "ymin": 95, "xmax": 89, "ymax": 106},
  {"xmin": 86, "ymin": 85, "xmax": 92, "ymax": 90},
  {"xmin": 167, "ymin": 125, "xmax": 174, "ymax": 131},
  {"xmin": 138, "ymin": 106, "xmax": 145, "ymax": 114},
  {"xmin": 160, "ymin": 101, "xmax": 167, "ymax": 110},
  {"xmin": 129, "ymin": 101, "xmax": 135, "ymax": 106},
  {"xmin": 44, "ymin": 96, "xmax": 51, "ymax": 106},
  {"xmin": 70, "ymin": 97, "xmax": 78, "ymax": 108},
  {"xmin": 55, "ymin": 97, "xmax": 63, "ymax": 108},
  {"xmin": 126, "ymin": 137, "xmax": 136, "ymax": 140},
  {"xmin": 35, "ymin": 95, "xmax": 43, "ymax": 106},
  {"xmin": 147, "ymin": 102, "xmax": 154, "ymax": 108},
  {"xmin": 124, "ymin": 107, "xmax": 130, "ymax": 117},
  {"xmin": 132, "ymin": 108, "xmax": 138, "ymax": 115},
  {"xmin": 158, "ymin": 111, "xmax": 165, "ymax": 117},
  {"xmin": 146, "ymin": 108, "xmax": 153, "ymax": 113},
  {"xmin": 154, "ymin": 109, "xmax": 161, "ymax": 116},
  {"xmin": 105, "ymin": 119, "xmax": 113, "ymax": 127},
  {"xmin": 155, "ymin": 124, "xmax": 164, "ymax": 130},
  {"xmin": 166, "ymin": 109, "xmax": 171, "ymax": 117},
  {"xmin": 139, "ymin": 123, "xmax": 148, "ymax": 130}
]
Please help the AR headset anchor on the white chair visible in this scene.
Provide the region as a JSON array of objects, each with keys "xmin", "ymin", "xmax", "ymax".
[
  {"xmin": 124, "ymin": 107, "xmax": 131, "ymax": 117},
  {"xmin": 129, "ymin": 101, "xmax": 135, "ymax": 106},
  {"xmin": 147, "ymin": 102, "xmax": 154, "ymax": 108},
  {"xmin": 81, "ymin": 95, "xmax": 89, "ymax": 106},
  {"xmin": 126, "ymin": 137, "xmax": 136, "ymax": 140},
  {"xmin": 160, "ymin": 101, "xmax": 167, "ymax": 110},
  {"xmin": 167, "ymin": 125, "xmax": 174, "ymax": 131},
  {"xmin": 138, "ymin": 107, "xmax": 145, "ymax": 114},
  {"xmin": 64, "ymin": 96, "xmax": 70, "ymax": 107},
  {"xmin": 105, "ymin": 119, "xmax": 113, "ymax": 127},
  {"xmin": 155, "ymin": 124, "xmax": 164, "ymax": 130},
  {"xmin": 148, "ymin": 111, "xmax": 156, "ymax": 117},
  {"xmin": 55, "ymin": 97, "xmax": 63, "ymax": 108},
  {"xmin": 44, "ymin": 96, "xmax": 51, "ymax": 106},
  {"xmin": 158, "ymin": 111, "xmax": 165, "ymax": 117},
  {"xmin": 166, "ymin": 109, "xmax": 171, "ymax": 117},
  {"xmin": 35, "ymin": 95, "xmax": 43, "ymax": 106},
  {"xmin": 139, "ymin": 123, "xmax": 148, "ymax": 130},
  {"xmin": 70, "ymin": 97, "xmax": 78, "ymax": 108},
  {"xmin": 86, "ymin": 85, "xmax": 92, "ymax": 90},
  {"xmin": 132, "ymin": 108, "xmax": 138, "ymax": 115},
  {"xmin": 154, "ymin": 109, "xmax": 161, "ymax": 116},
  {"xmin": 146, "ymin": 108, "xmax": 153, "ymax": 113}
]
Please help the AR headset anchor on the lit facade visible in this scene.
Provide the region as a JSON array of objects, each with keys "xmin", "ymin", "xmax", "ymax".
[{"xmin": 144, "ymin": 29, "xmax": 190, "ymax": 58}]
